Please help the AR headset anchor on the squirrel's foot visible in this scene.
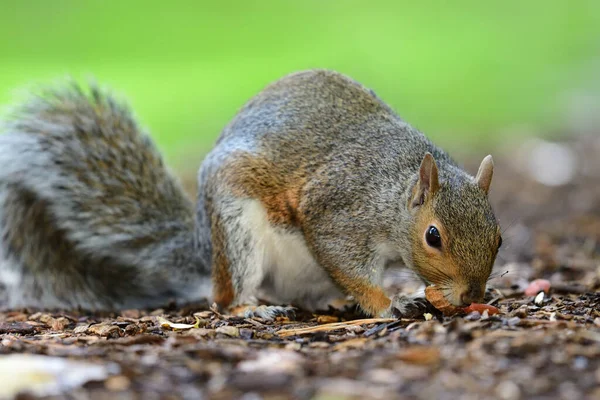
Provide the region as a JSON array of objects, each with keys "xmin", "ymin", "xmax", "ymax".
[
  {"xmin": 230, "ymin": 304, "xmax": 296, "ymax": 321},
  {"xmin": 381, "ymin": 294, "xmax": 430, "ymax": 319}
]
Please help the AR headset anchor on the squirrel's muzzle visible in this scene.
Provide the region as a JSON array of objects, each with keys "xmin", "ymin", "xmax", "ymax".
[{"xmin": 459, "ymin": 286, "xmax": 485, "ymax": 306}]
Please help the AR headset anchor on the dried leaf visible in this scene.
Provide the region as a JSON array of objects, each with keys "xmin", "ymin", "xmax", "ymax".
[{"xmin": 156, "ymin": 316, "xmax": 201, "ymax": 331}]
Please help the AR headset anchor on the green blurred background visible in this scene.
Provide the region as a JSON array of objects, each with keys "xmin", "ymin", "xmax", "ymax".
[{"xmin": 1, "ymin": 1, "xmax": 599, "ymax": 172}]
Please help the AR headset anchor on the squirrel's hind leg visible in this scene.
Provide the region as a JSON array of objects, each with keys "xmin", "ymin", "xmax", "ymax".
[{"xmin": 209, "ymin": 196, "xmax": 296, "ymax": 320}]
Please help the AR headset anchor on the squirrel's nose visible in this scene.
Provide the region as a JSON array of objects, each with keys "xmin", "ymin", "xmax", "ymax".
[{"xmin": 460, "ymin": 287, "xmax": 484, "ymax": 306}]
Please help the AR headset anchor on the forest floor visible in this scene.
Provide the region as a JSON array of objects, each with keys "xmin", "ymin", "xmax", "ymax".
[{"xmin": 1, "ymin": 134, "xmax": 599, "ymax": 400}]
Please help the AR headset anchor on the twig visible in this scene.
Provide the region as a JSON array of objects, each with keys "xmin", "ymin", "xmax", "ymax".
[{"xmin": 276, "ymin": 318, "xmax": 395, "ymax": 338}]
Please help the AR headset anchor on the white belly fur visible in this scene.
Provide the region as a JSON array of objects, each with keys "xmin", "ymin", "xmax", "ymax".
[{"xmin": 238, "ymin": 199, "xmax": 343, "ymax": 310}]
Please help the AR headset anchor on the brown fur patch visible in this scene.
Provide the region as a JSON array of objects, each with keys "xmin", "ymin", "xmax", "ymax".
[
  {"xmin": 411, "ymin": 203, "xmax": 461, "ymax": 288},
  {"xmin": 328, "ymin": 268, "xmax": 391, "ymax": 316},
  {"xmin": 210, "ymin": 207, "xmax": 235, "ymax": 308},
  {"xmin": 219, "ymin": 153, "xmax": 306, "ymax": 227},
  {"xmin": 228, "ymin": 304, "xmax": 255, "ymax": 316}
]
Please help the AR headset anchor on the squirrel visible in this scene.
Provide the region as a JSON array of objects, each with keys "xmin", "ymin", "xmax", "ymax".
[{"xmin": 0, "ymin": 70, "xmax": 501, "ymax": 319}]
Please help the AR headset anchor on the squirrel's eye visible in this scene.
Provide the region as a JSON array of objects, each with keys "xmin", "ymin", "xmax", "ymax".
[
  {"xmin": 425, "ymin": 226, "xmax": 442, "ymax": 248},
  {"xmin": 498, "ymin": 236, "xmax": 503, "ymax": 249}
]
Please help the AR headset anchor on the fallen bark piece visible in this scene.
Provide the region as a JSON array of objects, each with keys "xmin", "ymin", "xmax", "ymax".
[
  {"xmin": 87, "ymin": 323, "xmax": 122, "ymax": 338},
  {"xmin": 0, "ymin": 321, "xmax": 38, "ymax": 335},
  {"xmin": 524, "ymin": 279, "xmax": 551, "ymax": 296}
]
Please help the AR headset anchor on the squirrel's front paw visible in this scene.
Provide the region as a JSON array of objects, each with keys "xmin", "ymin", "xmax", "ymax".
[{"xmin": 381, "ymin": 294, "xmax": 430, "ymax": 319}]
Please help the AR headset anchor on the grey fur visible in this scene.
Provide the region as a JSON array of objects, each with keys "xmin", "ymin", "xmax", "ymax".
[
  {"xmin": 0, "ymin": 82, "xmax": 210, "ymax": 310},
  {"xmin": 197, "ymin": 69, "xmax": 499, "ymax": 315}
]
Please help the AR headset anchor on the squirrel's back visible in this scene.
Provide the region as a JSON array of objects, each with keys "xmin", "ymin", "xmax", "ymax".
[
  {"xmin": 214, "ymin": 70, "xmax": 457, "ymax": 183},
  {"xmin": 0, "ymin": 83, "xmax": 209, "ymax": 310}
]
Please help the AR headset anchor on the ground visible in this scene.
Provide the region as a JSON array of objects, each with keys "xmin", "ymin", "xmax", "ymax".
[{"xmin": 1, "ymin": 134, "xmax": 599, "ymax": 400}]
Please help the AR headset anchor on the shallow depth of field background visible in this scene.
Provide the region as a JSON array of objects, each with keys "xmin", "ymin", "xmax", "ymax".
[{"xmin": 1, "ymin": 1, "xmax": 599, "ymax": 172}]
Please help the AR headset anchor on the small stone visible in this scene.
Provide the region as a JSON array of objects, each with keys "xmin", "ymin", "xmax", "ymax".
[{"xmin": 495, "ymin": 380, "xmax": 521, "ymax": 400}]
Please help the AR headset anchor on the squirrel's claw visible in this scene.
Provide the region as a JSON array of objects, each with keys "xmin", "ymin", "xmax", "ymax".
[
  {"xmin": 232, "ymin": 305, "xmax": 296, "ymax": 321},
  {"xmin": 387, "ymin": 294, "xmax": 431, "ymax": 319}
]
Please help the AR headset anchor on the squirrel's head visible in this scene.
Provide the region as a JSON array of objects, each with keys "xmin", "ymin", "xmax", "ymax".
[{"xmin": 408, "ymin": 153, "xmax": 501, "ymax": 307}]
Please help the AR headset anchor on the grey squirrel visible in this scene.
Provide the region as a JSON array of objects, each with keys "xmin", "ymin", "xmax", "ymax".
[{"xmin": 0, "ymin": 70, "xmax": 501, "ymax": 319}]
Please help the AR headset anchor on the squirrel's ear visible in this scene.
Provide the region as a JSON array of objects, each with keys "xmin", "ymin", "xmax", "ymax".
[
  {"xmin": 410, "ymin": 152, "xmax": 440, "ymax": 208},
  {"xmin": 475, "ymin": 155, "xmax": 494, "ymax": 195}
]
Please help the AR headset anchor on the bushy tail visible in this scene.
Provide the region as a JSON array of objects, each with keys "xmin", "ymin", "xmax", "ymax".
[{"xmin": 0, "ymin": 82, "xmax": 209, "ymax": 310}]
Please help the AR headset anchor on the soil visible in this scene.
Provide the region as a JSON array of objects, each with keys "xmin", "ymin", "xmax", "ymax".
[{"xmin": 1, "ymin": 134, "xmax": 599, "ymax": 400}]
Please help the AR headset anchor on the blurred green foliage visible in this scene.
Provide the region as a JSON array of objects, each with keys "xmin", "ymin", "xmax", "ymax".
[{"xmin": 1, "ymin": 1, "xmax": 598, "ymax": 169}]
